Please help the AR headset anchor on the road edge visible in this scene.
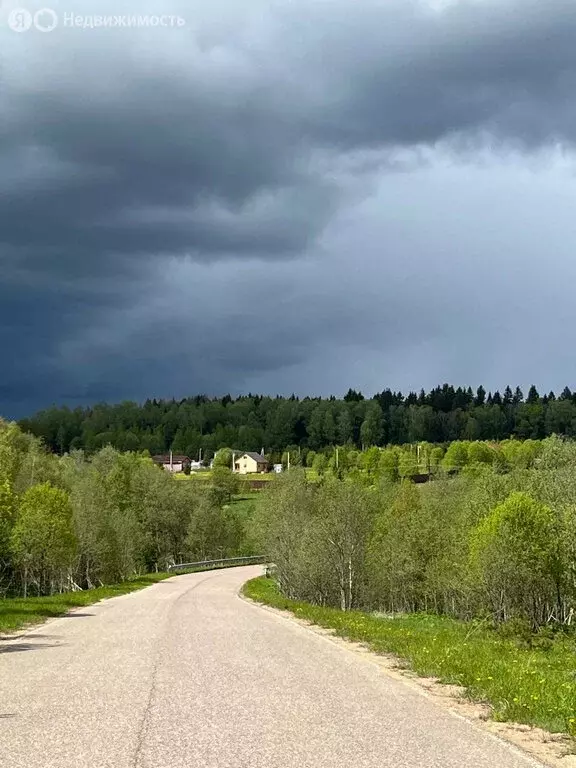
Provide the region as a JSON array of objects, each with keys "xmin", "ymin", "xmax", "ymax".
[{"xmin": 238, "ymin": 588, "xmax": 575, "ymax": 768}]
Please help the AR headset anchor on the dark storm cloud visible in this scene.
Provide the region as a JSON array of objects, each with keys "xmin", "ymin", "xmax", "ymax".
[
  {"xmin": 3, "ymin": 0, "xmax": 576, "ymax": 414},
  {"xmin": 4, "ymin": 0, "xmax": 576, "ymax": 267}
]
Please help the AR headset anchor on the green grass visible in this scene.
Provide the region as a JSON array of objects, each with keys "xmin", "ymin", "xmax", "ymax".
[
  {"xmin": 243, "ymin": 577, "xmax": 576, "ymax": 737},
  {"xmin": 0, "ymin": 573, "xmax": 172, "ymax": 636},
  {"xmin": 228, "ymin": 492, "xmax": 263, "ymax": 516},
  {"xmin": 174, "ymin": 469, "xmax": 320, "ymax": 482}
]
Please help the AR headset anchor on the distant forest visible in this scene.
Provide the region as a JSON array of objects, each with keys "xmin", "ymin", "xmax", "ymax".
[{"xmin": 17, "ymin": 384, "xmax": 576, "ymax": 459}]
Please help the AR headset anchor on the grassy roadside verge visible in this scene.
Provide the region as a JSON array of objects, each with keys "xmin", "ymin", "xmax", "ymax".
[
  {"xmin": 0, "ymin": 573, "xmax": 172, "ymax": 635},
  {"xmin": 243, "ymin": 577, "xmax": 576, "ymax": 737}
]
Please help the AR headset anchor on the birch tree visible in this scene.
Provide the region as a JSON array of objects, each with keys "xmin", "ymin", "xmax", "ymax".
[{"xmin": 11, "ymin": 483, "xmax": 76, "ymax": 596}]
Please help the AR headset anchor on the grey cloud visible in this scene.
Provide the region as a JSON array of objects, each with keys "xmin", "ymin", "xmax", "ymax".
[
  {"xmin": 4, "ymin": 0, "xmax": 576, "ymax": 268},
  {"xmin": 2, "ymin": 0, "xmax": 576, "ymax": 414}
]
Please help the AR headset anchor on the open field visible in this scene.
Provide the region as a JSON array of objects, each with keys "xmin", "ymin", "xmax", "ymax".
[{"xmin": 244, "ymin": 577, "xmax": 576, "ymax": 738}]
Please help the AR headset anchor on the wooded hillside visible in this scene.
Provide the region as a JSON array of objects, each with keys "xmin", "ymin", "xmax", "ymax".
[{"xmin": 18, "ymin": 384, "xmax": 576, "ymax": 458}]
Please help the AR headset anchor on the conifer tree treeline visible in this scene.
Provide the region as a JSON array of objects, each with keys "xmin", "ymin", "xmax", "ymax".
[{"xmin": 18, "ymin": 384, "xmax": 576, "ymax": 458}]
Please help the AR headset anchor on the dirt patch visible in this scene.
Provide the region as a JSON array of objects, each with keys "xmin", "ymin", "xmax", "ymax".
[{"xmin": 241, "ymin": 594, "xmax": 576, "ymax": 768}]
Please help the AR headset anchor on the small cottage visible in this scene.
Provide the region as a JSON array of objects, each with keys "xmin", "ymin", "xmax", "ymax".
[{"xmin": 233, "ymin": 452, "xmax": 268, "ymax": 474}]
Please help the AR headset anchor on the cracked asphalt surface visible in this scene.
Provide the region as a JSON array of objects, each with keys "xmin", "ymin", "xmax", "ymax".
[{"xmin": 0, "ymin": 566, "xmax": 544, "ymax": 768}]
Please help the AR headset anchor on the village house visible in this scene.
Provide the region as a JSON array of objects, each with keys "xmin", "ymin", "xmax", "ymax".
[
  {"xmin": 233, "ymin": 452, "xmax": 268, "ymax": 474},
  {"xmin": 152, "ymin": 454, "xmax": 191, "ymax": 473}
]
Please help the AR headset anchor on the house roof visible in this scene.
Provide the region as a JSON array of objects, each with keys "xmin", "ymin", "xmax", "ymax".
[
  {"xmin": 240, "ymin": 452, "xmax": 267, "ymax": 463},
  {"xmin": 152, "ymin": 455, "xmax": 190, "ymax": 464}
]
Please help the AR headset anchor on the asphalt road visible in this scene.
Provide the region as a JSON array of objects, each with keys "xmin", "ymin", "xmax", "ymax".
[{"xmin": 0, "ymin": 566, "xmax": 544, "ymax": 768}]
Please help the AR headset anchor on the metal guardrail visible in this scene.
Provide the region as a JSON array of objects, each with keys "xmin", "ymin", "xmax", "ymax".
[{"xmin": 168, "ymin": 555, "xmax": 268, "ymax": 572}]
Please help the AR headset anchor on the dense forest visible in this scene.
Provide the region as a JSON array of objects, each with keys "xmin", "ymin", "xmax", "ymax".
[{"xmin": 18, "ymin": 384, "xmax": 576, "ymax": 459}]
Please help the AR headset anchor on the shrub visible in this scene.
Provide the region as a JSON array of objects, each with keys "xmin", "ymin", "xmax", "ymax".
[{"xmin": 469, "ymin": 492, "xmax": 563, "ymax": 628}]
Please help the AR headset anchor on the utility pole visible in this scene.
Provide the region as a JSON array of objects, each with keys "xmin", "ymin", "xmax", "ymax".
[{"xmin": 287, "ymin": 452, "xmax": 290, "ymax": 470}]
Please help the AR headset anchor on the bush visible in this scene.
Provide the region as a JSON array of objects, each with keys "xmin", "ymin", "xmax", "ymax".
[{"xmin": 470, "ymin": 492, "xmax": 563, "ymax": 628}]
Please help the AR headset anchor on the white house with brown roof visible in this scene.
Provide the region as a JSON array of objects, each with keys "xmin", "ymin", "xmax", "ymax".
[{"xmin": 233, "ymin": 452, "xmax": 268, "ymax": 474}]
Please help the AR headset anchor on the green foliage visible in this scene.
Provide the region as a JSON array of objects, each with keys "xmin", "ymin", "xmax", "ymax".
[
  {"xmin": 311, "ymin": 452, "xmax": 328, "ymax": 475},
  {"xmin": 398, "ymin": 448, "xmax": 419, "ymax": 478},
  {"xmin": 378, "ymin": 448, "xmax": 399, "ymax": 482},
  {"xmin": 255, "ymin": 451, "xmax": 576, "ymax": 634},
  {"xmin": 210, "ymin": 466, "xmax": 240, "ymax": 504},
  {"xmin": 469, "ymin": 492, "xmax": 563, "ymax": 627},
  {"xmin": 0, "ymin": 481, "xmax": 16, "ymax": 584},
  {"xmin": 467, "ymin": 441, "xmax": 495, "ymax": 465},
  {"xmin": 249, "ymin": 469, "xmax": 319, "ymax": 601},
  {"xmin": 315, "ymin": 479, "xmax": 377, "ymax": 609},
  {"xmin": 361, "ymin": 446, "xmax": 381, "ymax": 475},
  {"xmin": 213, "ymin": 447, "xmax": 233, "ymax": 468},
  {"xmin": 11, "ymin": 483, "xmax": 76, "ymax": 596},
  {"xmin": 21, "ymin": 384, "xmax": 576, "ymax": 458},
  {"xmin": 360, "ymin": 402, "xmax": 383, "ymax": 448},
  {"xmin": 10, "ymin": 400, "xmax": 576, "ymax": 652},
  {"xmin": 186, "ymin": 496, "xmax": 242, "ymax": 561},
  {"xmin": 305, "ymin": 450, "xmax": 317, "ymax": 468},
  {"xmin": 442, "ymin": 441, "xmax": 469, "ymax": 470},
  {"xmin": 429, "ymin": 446, "xmax": 445, "ymax": 471},
  {"xmin": 0, "ymin": 421, "xmax": 258, "ymax": 598},
  {"xmin": 500, "ymin": 439, "xmax": 542, "ymax": 470},
  {"xmin": 0, "ymin": 421, "xmax": 35, "ymax": 485}
]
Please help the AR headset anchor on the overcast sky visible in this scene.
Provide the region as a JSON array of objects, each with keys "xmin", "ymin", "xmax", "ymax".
[{"xmin": 2, "ymin": 0, "xmax": 576, "ymax": 417}]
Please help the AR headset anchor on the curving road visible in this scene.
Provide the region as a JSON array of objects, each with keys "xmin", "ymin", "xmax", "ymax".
[{"xmin": 0, "ymin": 566, "xmax": 543, "ymax": 768}]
